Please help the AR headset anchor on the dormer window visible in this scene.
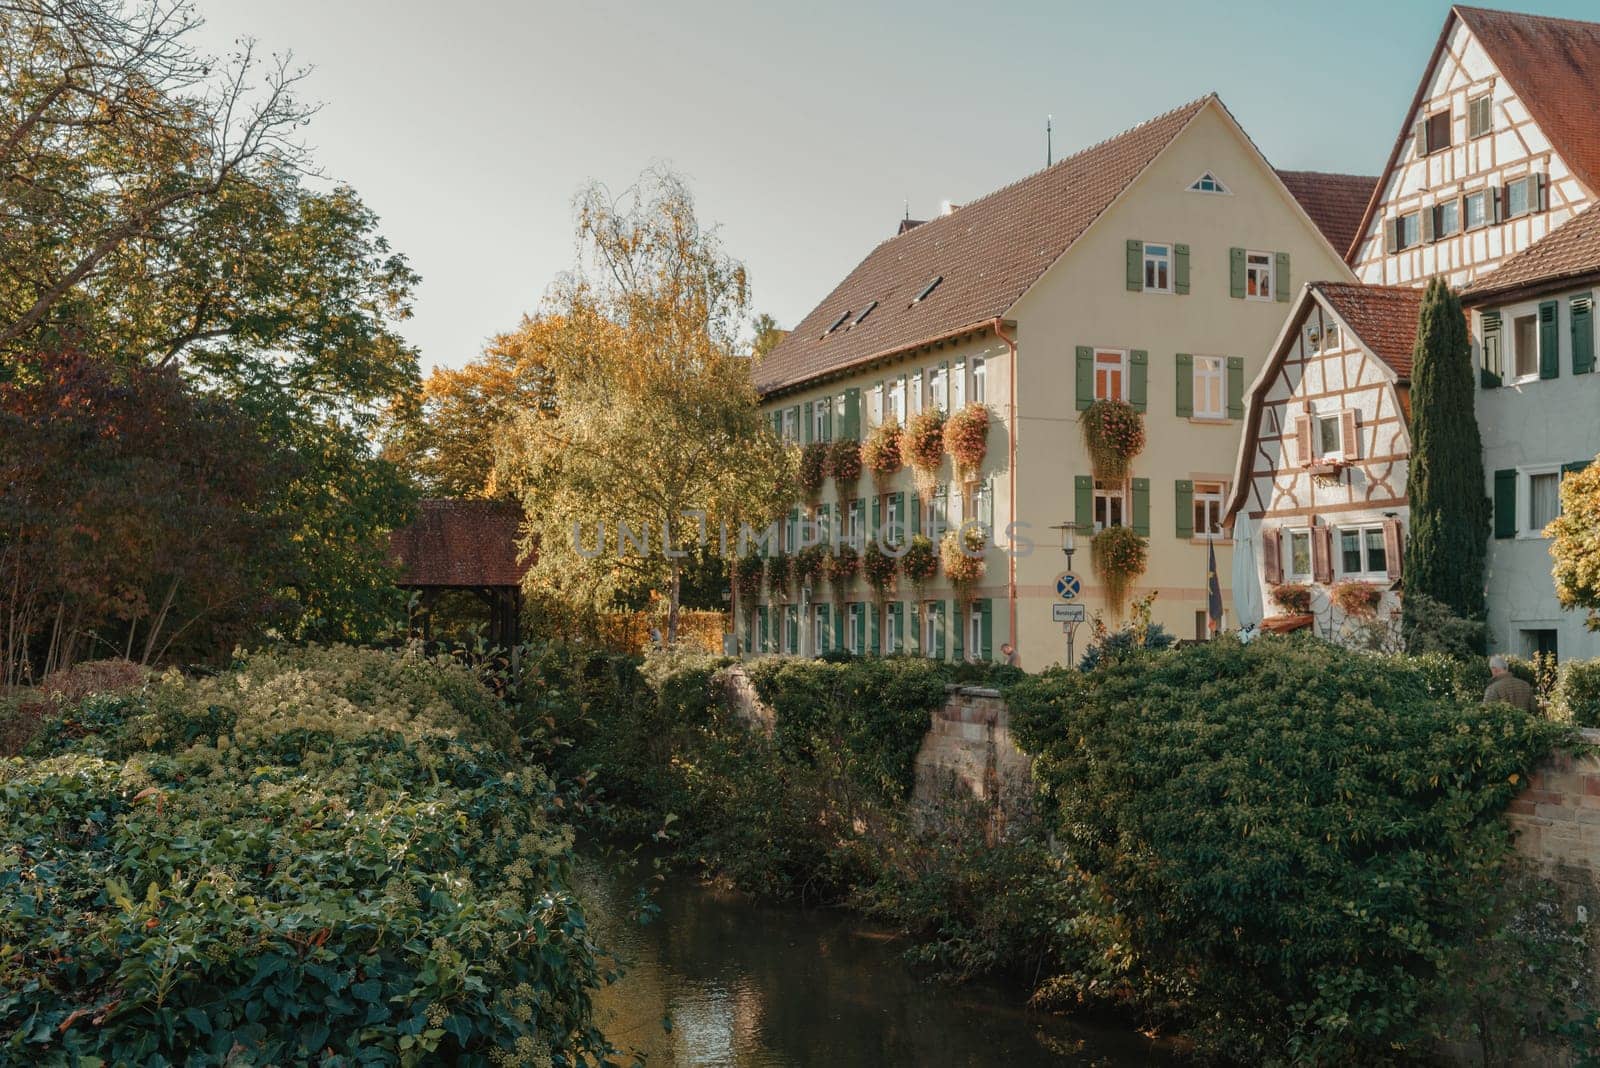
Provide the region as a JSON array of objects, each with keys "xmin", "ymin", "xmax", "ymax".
[
  {"xmin": 852, "ymin": 301, "xmax": 878, "ymax": 327},
  {"xmin": 912, "ymin": 276, "xmax": 942, "ymax": 305},
  {"xmin": 823, "ymin": 310, "xmax": 850, "ymax": 336},
  {"xmin": 1188, "ymin": 172, "xmax": 1229, "ymax": 194}
]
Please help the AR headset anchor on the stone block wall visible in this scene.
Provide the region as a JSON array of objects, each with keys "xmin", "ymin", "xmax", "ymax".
[
  {"xmin": 911, "ymin": 686, "xmax": 1033, "ymax": 818},
  {"xmin": 1507, "ymin": 727, "xmax": 1600, "ymax": 876}
]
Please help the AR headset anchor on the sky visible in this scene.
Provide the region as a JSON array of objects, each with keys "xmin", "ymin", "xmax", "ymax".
[{"xmin": 187, "ymin": 0, "xmax": 1599, "ymax": 374}]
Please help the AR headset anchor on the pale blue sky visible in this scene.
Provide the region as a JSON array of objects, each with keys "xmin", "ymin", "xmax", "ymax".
[{"xmin": 190, "ymin": 0, "xmax": 1596, "ymax": 373}]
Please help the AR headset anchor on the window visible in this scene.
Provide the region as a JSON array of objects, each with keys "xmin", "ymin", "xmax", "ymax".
[
  {"xmin": 910, "ymin": 371, "xmax": 924, "ymax": 416},
  {"xmin": 845, "ymin": 604, "xmax": 861, "ymax": 654},
  {"xmin": 884, "ymin": 605, "xmax": 900, "ymax": 655},
  {"xmin": 1245, "ymin": 252, "xmax": 1272, "ymax": 300},
  {"xmin": 1193, "ymin": 355, "xmax": 1226, "ymax": 419},
  {"xmin": 824, "ymin": 310, "xmax": 850, "ymax": 336},
  {"xmin": 1188, "ymin": 172, "xmax": 1229, "ymax": 194},
  {"xmin": 1339, "ymin": 527, "xmax": 1388, "ymax": 576},
  {"xmin": 1142, "ymin": 243, "xmax": 1172, "ymax": 293},
  {"xmin": 782, "ymin": 407, "xmax": 799, "ymax": 443},
  {"xmin": 813, "ymin": 604, "xmax": 827, "ymax": 654},
  {"xmin": 1433, "ymin": 200, "xmax": 1460, "ymax": 239},
  {"xmin": 1468, "ymin": 94, "xmax": 1492, "ymax": 139},
  {"xmin": 1397, "ymin": 213, "xmax": 1421, "ymax": 250},
  {"xmin": 812, "ymin": 399, "xmax": 829, "ymax": 442},
  {"xmin": 884, "ymin": 495, "xmax": 902, "ymax": 546},
  {"xmin": 1522, "ymin": 629, "xmax": 1558, "ymax": 660},
  {"xmin": 1093, "ymin": 479, "xmax": 1127, "ymax": 532},
  {"xmin": 1425, "ymin": 109, "xmax": 1451, "ymax": 155},
  {"xmin": 853, "ymin": 301, "xmax": 877, "ymax": 326},
  {"xmin": 1324, "ymin": 324, "xmax": 1340, "ymax": 349},
  {"xmin": 1191, "ymin": 482, "xmax": 1225, "ymax": 538},
  {"xmin": 782, "ymin": 606, "xmax": 798, "ymax": 654},
  {"xmin": 912, "ymin": 276, "xmax": 942, "ymax": 304},
  {"xmin": 1513, "ymin": 314, "xmax": 1538, "ymax": 379},
  {"xmin": 974, "ymin": 477, "xmax": 994, "ymax": 534},
  {"xmin": 923, "ymin": 601, "xmax": 944, "ymax": 658},
  {"xmin": 1483, "ymin": 324, "xmax": 1503, "ymax": 380},
  {"xmin": 969, "ymin": 609, "xmax": 983, "ymax": 661},
  {"xmin": 889, "ymin": 378, "xmax": 905, "ymax": 422},
  {"xmin": 1530, "ymin": 471, "xmax": 1561, "ymax": 531},
  {"xmin": 951, "ymin": 360, "xmax": 965, "ymax": 409},
  {"xmin": 928, "ymin": 484, "xmax": 948, "ymax": 534},
  {"xmin": 847, "ymin": 499, "xmax": 862, "ymax": 548},
  {"xmin": 931, "ymin": 364, "xmax": 948, "ymax": 412},
  {"xmin": 1464, "ymin": 191, "xmax": 1488, "ymax": 230},
  {"xmin": 870, "ymin": 383, "xmax": 883, "ymax": 427},
  {"xmin": 971, "ymin": 357, "xmax": 987, "ymax": 404},
  {"xmin": 1285, "ymin": 530, "xmax": 1312, "ymax": 580},
  {"xmin": 1506, "ymin": 176, "xmax": 1535, "ymax": 219},
  {"xmin": 1318, "ymin": 414, "xmax": 1343, "ymax": 459},
  {"xmin": 1094, "ymin": 349, "xmax": 1127, "ymax": 402}
]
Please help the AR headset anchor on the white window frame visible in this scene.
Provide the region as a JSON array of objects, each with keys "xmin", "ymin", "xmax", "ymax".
[
  {"xmin": 1324, "ymin": 323, "xmax": 1340, "ymax": 350},
  {"xmin": 1093, "ymin": 479, "xmax": 1127, "ymax": 532},
  {"xmin": 1142, "ymin": 242, "xmax": 1173, "ymax": 294},
  {"xmin": 951, "ymin": 359, "xmax": 965, "ymax": 409},
  {"xmin": 885, "ymin": 495, "xmax": 902, "ymax": 546},
  {"xmin": 1520, "ymin": 464, "xmax": 1563, "ymax": 538},
  {"xmin": 1506, "ymin": 175, "xmax": 1534, "ymax": 219},
  {"xmin": 910, "ymin": 371, "xmax": 924, "ymax": 416},
  {"xmin": 781, "ymin": 606, "xmax": 797, "ymax": 654},
  {"xmin": 782, "ymin": 407, "xmax": 799, "ymax": 443},
  {"xmin": 931, "ymin": 365, "xmax": 948, "ymax": 412},
  {"xmin": 884, "ymin": 605, "xmax": 900, "ymax": 655},
  {"xmin": 1193, "ymin": 481, "xmax": 1225, "ymax": 539},
  {"xmin": 968, "ymin": 609, "xmax": 983, "ymax": 661},
  {"xmin": 845, "ymin": 603, "xmax": 861, "ymax": 654},
  {"xmin": 1396, "ymin": 213, "xmax": 1421, "ymax": 250},
  {"xmin": 847, "ymin": 499, "xmax": 862, "ymax": 549},
  {"xmin": 1093, "ymin": 348, "xmax": 1128, "ymax": 403},
  {"xmin": 1187, "ymin": 172, "xmax": 1230, "ymax": 195},
  {"xmin": 923, "ymin": 601, "xmax": 942, "ymax": 657},
  {"xmin": 813, "ymin": 604, "xmax": 827, "ymax": 655},
  {"xmin": 870, "ymin": 383, "xmax": 883, "ymax": 428},
  {"xmin": 971, "ymin": 357, "xmax": 987, "ymax": 404},
  {"xmin": 1245, "ymin": 251, "xmax": 1273, "ymax": 302},
  {"xmin": 889, "ymin": 379, "xmax": 906, "ymax": 423},
  {"xmin": 812, "ymin": 399, "xmax": 829, "ymax": 442},
  {"xmin": 1511, "ymin": 312, "xmax": 1540, "ymax": 383},
  {"xmin": 1193, "ymin": 355, "xmax": 1226, "ymax": 420},
  {"xmin": 1434, "ymin": 199, "xmax": 1460, "ymax": 239},
  {"xmin": 1284, "ymin": 528, "xmax": 1313, "ymax": 581},
  {"xmin": 974, "ymin": 477, "xmax": 994, "ymax": 534},
  {"xmin": 1464, "ymin": 190, "xmax": 1488, "ymax": 231},
  {"xmin": 1317, "ymin": 413, "xmax": 1346, "ymax": 462},
  {"xmin": 1337, "ymin": 525, "xmax": 1389, "ymax": 578}
]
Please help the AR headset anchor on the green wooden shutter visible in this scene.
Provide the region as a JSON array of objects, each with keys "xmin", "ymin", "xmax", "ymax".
[
  {"xmin": 835, "ymin": 604, "xmax": 845, "ymax": 652},
  {"xmin": 871, "ymin": 495, "xmax": 881, "ymax": 542},
  {"xmin": 1540, "ymin": 300, "xmax": 1560, "ymax": 379},
  {"xmin": 1132, "ymin": 478, "xmax": 1150, "ymax": 536},
  {"xmin": 1274, "ymin": 252, "xmax": 1290, "ymax": 302},
  {"xmin": 910, "ymin": 492, "xmax": 921, "ymax": 536},
  {"xmin": 1175, "ymin": 480, "xmax": 1194, "ymax": 538},
  {"xmin": 979, "ymin": 599, "xmax": 993, "ymax": 660},
  {"xmin": 952, "ymin": 601, "xmax": 964, "ymax": 661},
  {"xmin": 856, "ymin": 604, "xmax": 866, "ymax": 653},
  {"xmin": 938, "ymin": 603, "xmax": 949, "ymax": 660},
  {"xmin": 803, "ymin": 401, "xmax": 813, "ymax": 443},
  {"xmin": 1493, "ymin": 469, "xmax": 1518, "ymax": 539},
  {"xmin": 844, "ymin": 387, "xmax": 861, "ymax": 438},
  {"xmin": 823, "ymin": 400, "xmax": 833, "ymax": 441},
  {"xmin": 1175, "ymin": 353, "xmax": 1193, "ymax": 417},
  {"xmin": 893, "ymin": 492, "xmax": 905, "ymax": 543},
  {"xmin": 1074, "ymin": 475, "xmax": 1093, "ymax": 529},
  {"xmin": 1227, "ymin": 356, "xmax": 1245, "ymax": 419},
  {"xmin": 1229, "ymin": 247, "xmax": 1246, "ymax": 298},
  {"xmin": 1126, "ymin": 239, "xmax": 1143, "ymax": 291},
  {"xmin": 757, "ymin": 605, "xmax": 767, "ymax": 652},
  {"xmin": 894, "ymin": 602, "xmax": 905, "ymax": 652},
  {"xmin": 1481, "ymin": 311, "xmax": 1503, "ymax": 388},
  {"xmin": 1130, "ymin": 350, "xmax": 1148, "ymax": 412},
  {"xmin": 1563, "ymin": 460, "xmax": 1590, "ymax": 477},
  {"xmin": 1174, "ymin": 243, "xmax": 1190, "ymax": 295},
  {"xmin": 1572, "ymin": 295, "xmax": 1594, "ymax": 375},
  {"xmin": 1075, "ymin": 345, "xmax": 1094, "ymax": 410},
  {"xmin": 869, "ymin": 602, "xmax": 880, "ymax": 655}
]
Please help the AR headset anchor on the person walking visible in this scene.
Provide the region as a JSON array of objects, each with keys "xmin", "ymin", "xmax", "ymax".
[{"xmin": 1483, "ymin": 654, "xmax": 1537, "ymax": 712}]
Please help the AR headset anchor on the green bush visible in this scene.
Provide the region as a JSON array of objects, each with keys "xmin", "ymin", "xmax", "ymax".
[
  {"xmin": 1554, "ymin": 658, "xmax": 1600, "ymax": 728},
  {"xmin": 0, "ymin": 645, "xmax": 609, "ymax": 1066},
  {"xmin": 1007, "ymin": 634, "xmax": 1574, "ymax": 1064}
]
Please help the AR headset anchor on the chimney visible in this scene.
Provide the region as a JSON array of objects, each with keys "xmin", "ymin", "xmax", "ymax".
[{"xmin": 940, "ymin": 200, "xmax": 961, "ymax": 216}]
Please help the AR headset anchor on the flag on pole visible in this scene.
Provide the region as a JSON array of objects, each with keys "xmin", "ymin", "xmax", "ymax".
[{"xmin": 1206, "ymin": 538, "xmax": 1224, "ymax": 635}]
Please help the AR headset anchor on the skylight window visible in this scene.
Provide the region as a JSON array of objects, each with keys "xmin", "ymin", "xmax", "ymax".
[
  {"xmin": 912, "ymin": 276, "xmax": 943, "ymax": 305},
  {"xmin": 853, "ymin": 301, "xmax": 878, "ymax": 326},
  {"xmin": 823, "ymin": 310, "xmax": 850, "ymax": 336},
  {"xmin": 1188, "ymin": 172, "xmax": 1229, "ymax": 194}
]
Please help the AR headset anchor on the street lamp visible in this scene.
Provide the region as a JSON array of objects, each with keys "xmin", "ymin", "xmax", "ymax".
[{"xmin": 1048, "ymin": 520, "xmax": 1088, "ymax": 669}]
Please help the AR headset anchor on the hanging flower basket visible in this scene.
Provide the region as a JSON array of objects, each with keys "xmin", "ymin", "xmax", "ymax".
[
  {"xmin": 1269, "ymin": 582, "xmax": 1313, "ymax": 615},
  {"xmin": 828, "ymin": 439, "xmax": 863, "ymax": 492},
  {"xmin": 734, "ymin": 554, "xmax": 764, "ymax": 600},
  {"xmin": 863, "ymin": 541, "xmax": 898, "ymax": 598},
  {"xmin": 1081, "ymin": 400, "xmax": 1146, "ymax": 482},
  {"xmin": 768, "ymin": 555, "xmax": 793, "ymax": 599},
  {"xmin": 900, "ymin": 534, "xmax": 938, "ymax": 590},
  {"xmin": 943, "ymin": 405, "xmax": 990, "ymax": 482},
  {"xmin": 794, "ymin": 543, "xmax": 827, "ymax": 590},
  {"xmin": 904, "ymin": 409, "xmax": 947, "ymax": 496},
  {"xmin": 826, "ymin": 543, "xmax": 860, "ymax": 593},
  {"xmin": 863, "ymin": 419, "xmax": 904, "ymax": 489},
  {"xmin": 1331, "ymin": 580, "xmax": 1382, "ymax": 618},
  {"xmin": 1091, "ymin": 525, "xmax": 1147, "ymax": 619},
  {"xmin": 798, "ymin": 442, "xmax": 829, "ymax": 498},
  {"xmin": 940, "ymin": 526, "xmax": 987, "ymax": 594}
]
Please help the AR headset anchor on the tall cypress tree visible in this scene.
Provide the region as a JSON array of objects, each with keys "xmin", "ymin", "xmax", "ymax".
[{"xmin": 1404, "ymin": 277, "xmax": 1488, "ymax": 639}]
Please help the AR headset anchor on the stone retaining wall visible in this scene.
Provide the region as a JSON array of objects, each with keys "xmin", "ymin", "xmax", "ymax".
[
  {"xmin": 1507, "ymin": 727, "xmax": 1600, "ymax": 877},
  {"xmin": 910, "ymin": 685, "xmax": 1034, "ymax": 817}
]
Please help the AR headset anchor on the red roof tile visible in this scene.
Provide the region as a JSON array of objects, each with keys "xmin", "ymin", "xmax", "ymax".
[
  {"xmin": 1314, "ymin": 282, "xmax": 1426, "ymax": 379},
  {"xmin": 1455, "ymin": 6, "xmax": 1600, "ymax": 199},
  {"xmin": 1276, "ymin": 171, "xmax": 1379, "ymax": 259},
  {"xmin": 388, "ymin": 499, "xmax": 530, "ymax": 587},
  {"xmin": 753, "ymin": 97, "xmax": 1213, "ymax": 395},
  {"xmin": 1462, "ymin": 203, "xmax": 1600, "ymax": 302}
]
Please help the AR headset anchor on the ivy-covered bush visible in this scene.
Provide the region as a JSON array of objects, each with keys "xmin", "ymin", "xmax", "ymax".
[
  {"xmin": 0, "ymin": 645, "xmax": 609, "ymax": 1066},
  {"xmin": 1007, "ymin": 635, "xmax": 1575, "ymax": 1063},
  {"xmin": 1553, "ymin": 658, "xmax": 1600, "ymax": 728}
]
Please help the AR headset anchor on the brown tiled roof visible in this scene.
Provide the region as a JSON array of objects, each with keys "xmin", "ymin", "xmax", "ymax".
[
  {"xmin": 1276, "ymin": 171, "xmax": 1378, "ymax": 259},
  {"xmin": 1455, "ymin": 6, "xmax": 1600, "ymax": 198},
  {"xmin": 388, "ymin": 499, "xmax": 530, "ymax": 588},
  {"xmin": 1462, "ymin": 204, "xmax": 1600, "ymax": 302},
  {"xmin": 1315, "ymin": 282, "xmax": 1425, "ymax": 379},
  {"xmin": 753, "ymin": 96, "xmax": 1213, "ymax": 395}
]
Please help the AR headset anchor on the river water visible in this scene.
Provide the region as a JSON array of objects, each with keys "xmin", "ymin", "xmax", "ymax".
[{"xmin": 582, "ymin": 863, "xmax": 1171, "ymax": 1067}]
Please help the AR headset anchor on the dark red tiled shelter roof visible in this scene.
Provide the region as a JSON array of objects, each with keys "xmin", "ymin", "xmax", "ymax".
[
  {"xmin": 1316, "ymin": 282, "xmax": 1426, "ymax": 379},
  {"xmin": 753, "ymin": 96, "xmax": 1213, "ymax": 396},
  {"xmin": 388, "ymin": 499, "xmax": 529, "ymax": 588},
  {"xmin": 1276, "ymin": 171, "xmax": 1379, "ymax": 259},
  {"xmin": 1462, "ymin": 204, "xmax": 1600, "ymax": 303}
]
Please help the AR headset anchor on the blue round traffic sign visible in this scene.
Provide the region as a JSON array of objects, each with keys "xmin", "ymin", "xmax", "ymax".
[{"xmin": 1055, "ymin": 573, "xmax": 1081, "ymax": 600}]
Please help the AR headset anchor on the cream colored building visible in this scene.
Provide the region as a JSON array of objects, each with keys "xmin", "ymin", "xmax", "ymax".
[{"xmin": 748, "ymin": 94, "xmax": 1355, "ymax": 667}]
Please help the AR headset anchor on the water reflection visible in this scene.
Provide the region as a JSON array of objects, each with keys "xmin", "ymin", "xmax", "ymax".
[{"xmin": 581, "ymin": 862, "xmax": 1170, "ymax": 1067}]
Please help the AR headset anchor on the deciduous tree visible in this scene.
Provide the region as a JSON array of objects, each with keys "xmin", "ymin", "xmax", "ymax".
[{"xmin": 1547, "ymin": 456, "xmax": 1600, "ymax": 631}]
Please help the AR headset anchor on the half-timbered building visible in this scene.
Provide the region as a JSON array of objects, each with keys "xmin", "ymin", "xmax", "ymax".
[{"xmin": 1226, "ymin": 284, "xmax": 1419, "ymax": 641}]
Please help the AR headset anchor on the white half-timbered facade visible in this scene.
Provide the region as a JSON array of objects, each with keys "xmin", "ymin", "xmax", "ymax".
[
  {"xmin": 1350, "ymin": 6, "xmax": 1600, "ymax": 288},
  {"xmin": 1227, "ymin": 283, "xmax": 1420, "ymax": 641}
]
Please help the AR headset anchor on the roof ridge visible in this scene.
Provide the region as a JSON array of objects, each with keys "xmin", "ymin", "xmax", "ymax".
[
  {"xmin": 1277, "ymin": 168, "xmax": 1378, "ymax": 180},
  {"xmin": 1454, "ymin": 4, "xmax": 1600, "ymax": 31}
]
